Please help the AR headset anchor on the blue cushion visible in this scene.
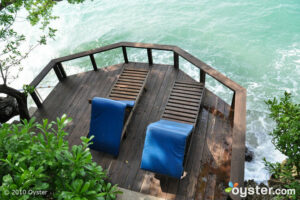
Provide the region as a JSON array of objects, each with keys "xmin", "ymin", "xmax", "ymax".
[
  {"xmin": 116, "ymin": 100, "xmax": 135, "ymax": 107},
  {"xmin": 88, "ymin": 97, "xmax": 134, "ymax": 156},
  {"xmin": 140, "ymin": 120, "xmax": 194, "ymax": 178}
]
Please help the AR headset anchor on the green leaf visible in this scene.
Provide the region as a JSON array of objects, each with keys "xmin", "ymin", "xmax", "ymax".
[
  {"xmin": 72, "ymin": 179, "xmax": 84, "ymax": 193},
  {"xmin": 81, "ymin": 182, "xmax": 90, "ymax": 193}
]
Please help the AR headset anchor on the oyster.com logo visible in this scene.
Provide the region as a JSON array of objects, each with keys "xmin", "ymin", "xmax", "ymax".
[
  {"xmin": 225, "ymin": 182, "xmax": 238, "ymax": 193},
  {"xmin": 224, "ymin": 181, "xmax": 295, "ymax": 197}
]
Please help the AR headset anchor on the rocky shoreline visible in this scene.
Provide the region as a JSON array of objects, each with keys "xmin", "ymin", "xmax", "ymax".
[{"xmin": 243, "ymin": 179, "xmax": 283, "ymax": 200}]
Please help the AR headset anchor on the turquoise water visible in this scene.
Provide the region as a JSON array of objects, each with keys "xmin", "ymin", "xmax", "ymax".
[{"xmin": 13, "ymin": 0, "xmax": 300, "ymax": 183}]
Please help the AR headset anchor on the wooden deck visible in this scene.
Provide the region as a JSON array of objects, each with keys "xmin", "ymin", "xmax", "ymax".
[{"xmin": 33, "ymin": 62, "xmax": 233, "ymax": 200}]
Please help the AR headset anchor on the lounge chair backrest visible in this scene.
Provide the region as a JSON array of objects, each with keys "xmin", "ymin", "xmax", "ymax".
[
  {"xmin": 109, "ymin": 68, "xmax": 149, "ymax": 101},
  {"xmin": 162, "ymin": 81, "xmax": 204, "ymax": 126}
]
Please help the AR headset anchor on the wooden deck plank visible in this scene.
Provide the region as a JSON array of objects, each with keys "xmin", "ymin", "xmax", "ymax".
[{"xmin": 32, "ymin": 62, "xmax": 233, "ymax": 200}]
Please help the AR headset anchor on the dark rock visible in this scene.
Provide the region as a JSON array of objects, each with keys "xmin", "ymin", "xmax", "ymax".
[
  {"xmin": 0, "ymin": 96, "xmax": 19, "ymax": 123},
  {"xmin": 245, "ymin": 146, "xmax": 254, "ymax": 162}
]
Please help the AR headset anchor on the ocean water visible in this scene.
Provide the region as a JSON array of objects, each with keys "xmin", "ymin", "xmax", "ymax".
[{"xmin": 10, "ymin": 0, "xmax": 300, "ymax": 183}]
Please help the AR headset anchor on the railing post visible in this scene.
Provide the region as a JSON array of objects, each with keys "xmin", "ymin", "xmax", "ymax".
[
  {"xmin": 90, "ymin": 54, "xmax": 98, "ymax": 71},
  {"xmin": 200, "ymin": 69, "xmax": 206, "ymax": 84},
  {"xmin": 53, "ymin": 65, "xmax": 63, "ymax": 81},
  {"xmin": 173, "ymin": 52, "xmax": 179, "ymax": 69},
  {"xmin": 54, "ymin": 62, "xmax": 67, "ymax": 81},
  {"xmin": 229, "ymin": 91, "xmax": 236, "ymax": 120},
  {"xmin": 147, "ymin": 48, "xmax": 153, "ymax": 65},
  {"xmin": 122, "ymin": 46, "xmax": 129, "ymax": 63},
  {"xmin": 57, "ymin": 62, "xmax": 67, "ymax": 78},
  {"xmin": 30, "ymin": 90, "xmax": 42, "ymax": 108}
]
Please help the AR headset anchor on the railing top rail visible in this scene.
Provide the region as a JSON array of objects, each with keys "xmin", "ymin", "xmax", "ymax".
[
  {"xmin": 173, "ymin": 46, "xmax": 245, "ymax": 92},
  {"xmin": 121, "ymin": 42, "xmax": 176, "ymax": 51},
  {"xmin": 30, "ymin": 60, "xmax": 56, "ymax": 88},
  {"xmin": 54, "ymin": 42, "xmax": 123, "ymax": 63},
  {"xmin": 30, "ymin": 42, "xmax": 245, "ymax": 93}
]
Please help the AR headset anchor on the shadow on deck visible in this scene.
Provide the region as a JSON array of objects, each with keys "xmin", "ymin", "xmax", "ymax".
[{"xmin": 33, "ymin": 62, "xmax": 233, "ymax": 200}]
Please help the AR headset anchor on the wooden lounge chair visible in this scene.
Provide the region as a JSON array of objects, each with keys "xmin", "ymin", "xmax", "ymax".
[
  {"xmin": 89, "ymin": 67, "xmax": 149, "ymax": 138},
  {"xmin": 108, "ymin": 67, "xmax": 149, "ymax": 138},
  {"xmin": 162, "ymin": 81, "xmax": 204, "ymax": 165},
  {"xmin": 88, "ymin": 67, "xmax": 149, "ymax": 156},
  {"xmin": 140, "ymin": 80, "xmax": 204, "ymax": 178}
]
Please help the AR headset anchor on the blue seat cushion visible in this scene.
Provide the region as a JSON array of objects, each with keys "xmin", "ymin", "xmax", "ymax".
[
  {"xmin": 117, "ymin": 100, "xmax": 135, "ymax": 107},
  {"xmin": 140, "ymin": 119, "xmax": 194, "ymax": 178},
  {"xmin": 88, "ymin": 97, "xmax": 134, "ymax": 156}
]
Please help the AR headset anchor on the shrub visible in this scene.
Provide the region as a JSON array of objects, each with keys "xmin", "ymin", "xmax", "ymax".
[
  {"xmin": 0, "ymin": 115, "xmax": 121, "ymax": 200},
  {"xmin": 264, "ymin": 92, "xmax": 300, "ymax": 199}
]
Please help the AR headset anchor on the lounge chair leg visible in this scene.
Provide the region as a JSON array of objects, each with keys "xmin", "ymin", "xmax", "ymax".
[{"xmin": 123, "ymin": 131, "xmax": 127, "ymax": 140}]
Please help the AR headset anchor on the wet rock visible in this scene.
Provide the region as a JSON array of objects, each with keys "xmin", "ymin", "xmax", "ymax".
[
  {"xmin": 245, "ymin": 146, "xmax": 254, "ymax": 162},
  {"xmin": 244, "ymin": 180, "xmax": 272, "ymax": 200},
  {"xmin": 0, "ymin": 96, "xmax": 19, "ymax": 123}
]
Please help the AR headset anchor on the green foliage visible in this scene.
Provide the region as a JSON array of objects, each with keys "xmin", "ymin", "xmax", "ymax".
[
  {"xmin": 0, "ymin": 0, "xmax": 90, "ymax": 85},
  {"xmin": 22, "ymin": 84, "xmax": 34, "ymax": 96},
  {"xmin": 265, "ymin": 92, "xmax": 300, "ymax": 172},
  {"xmin": 264, "ymin": 92, "xmax": 300, "ymax": 199},
  {"xmin": 0, "ymin": 115, "xmax": 121, "ymax": 200}
]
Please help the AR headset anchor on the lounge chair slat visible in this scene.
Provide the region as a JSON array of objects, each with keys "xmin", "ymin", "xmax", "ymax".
[
  {"xmin": 119, "ymin": 75, "xmax": 146, "ymax": 80},
  {"xmin": 169, "ymin": 96, "xmax": 201, "ymax": 103},
  {"xmin": 122, "ymin": 72, "xmax": 147, "ymax": 77},
  {"xmin": 175, "ymin": 81, "xmax": 204, "ymax": 86},
  {"xmin": 115, "ymin": 82, "xmax": 143, "ymax": 87},
  {"xmin": 161, "ymin": 118, "xmax": 194, "ymax": 125},
  {"xmin": 123, "ymin": 70, "xmax": 148, "ymax": 75},
  {"xmin": 124, "ymin": 68, "xmax": 148, "ymax": 72},
  {"xmin": 110, "ymin": 97, "xmax": 136, "ymax": 101},
  {"xmin": 109, "ymin": 93, "xmax": 137, "ymax": 99},
  {"xmin": 171, "ymin": 92, "xmax": 201, "ymax": 100},
  {"xmin": 175, "ymin": 83, "xmax": 203, "ymax": 89},
  {"xmin": 118, "ymin": 78, "xmax": 144, "ymax": 84},
  {"xmin": 165, "ymin": 106, "xmax": 199, "ymax": 115},
  {"xmin": 112, "ymin": 88, "xmax": 140, "ymax": 93},
  {"xmin": 168, "ymin": 99, "xmax": 200, "ymax": 107},
  {"xmin": 172, "ymin": 88, "xmax": 202, "ymax": 96},
  {"xmin": 166, "ymin": 103, "xmax": 199, "ymax": 111},
  {"xmin": 173, "ymin": 86, "xmax": 202, "ymax": 92},
  {"xmin": 110, "ymin": 90, "xmax": 139, "ymax": 96},
  {"xmin": 117, "ymin": 79, "xmax": 143, "ymax": 84},
  {"xmin": 163, "ymin": 110, "xmax": 197, "ymax": 119},
  {"xmin": 114, "ymin": 85, "xmax": 141, "ymax": 90},
  {"xmin": 122, "ymin": 72, "xmax": 147, "ymax": 76},
  {"xmin": 162, "ymin": 114, "xmax": 195, "ymax": 123}
]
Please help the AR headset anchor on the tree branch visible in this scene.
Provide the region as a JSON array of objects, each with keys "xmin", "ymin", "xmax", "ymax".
[
  {"xmin": 0, "ymin": 63, "xmax": 6, "ymax": 85},
  {"xmin": 2, "ymin": 42, "xmax": 39, "ymax": 70},
  {"xmin": 0, "ymin": 84, "xmax": 24, "ymax": 99}
]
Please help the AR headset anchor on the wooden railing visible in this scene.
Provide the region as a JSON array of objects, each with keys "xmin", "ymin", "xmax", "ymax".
[{"xmin": 29, "ymin": 42, "xmax": 246, "ymax": 199}]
